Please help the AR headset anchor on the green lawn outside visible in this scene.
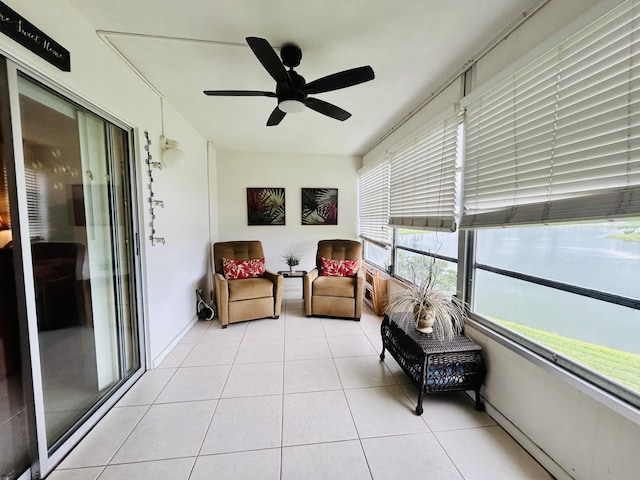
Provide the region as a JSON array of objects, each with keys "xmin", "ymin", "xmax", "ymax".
[
  {"xmin": 607, "ymin": 233, "xmax": 640, "ymax": 243},
  {"xmin": 493, "ymin": 319, "xmax": 640, "ymax": 393}
]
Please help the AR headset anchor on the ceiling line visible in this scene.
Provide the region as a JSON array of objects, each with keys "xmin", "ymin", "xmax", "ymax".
[
  {"xmin": 96, "ymin": 30, "xmax": 251, "ymax": 48},
  {"xmin": 97, "ymin": 31, "xmax": 163, "ymax": 97}
]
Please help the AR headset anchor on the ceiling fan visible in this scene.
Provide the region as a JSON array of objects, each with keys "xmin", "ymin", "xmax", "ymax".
[{"xmin": 203, "ymin": 36, "xmax": 375, "ymax": 126}]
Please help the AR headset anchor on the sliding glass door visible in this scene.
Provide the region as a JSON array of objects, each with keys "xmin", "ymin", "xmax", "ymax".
[
  {"xmin": 0, "ymin": 62, "xmax": 33, "ymax": 480},
  {"xmin": 0, "ymin": 57, "xmax": 143, "ymax": 479}
]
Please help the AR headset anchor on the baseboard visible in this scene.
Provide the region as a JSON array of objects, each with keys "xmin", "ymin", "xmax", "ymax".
[
  {"xmin": 480, "ymin": 397, "xmax": 574, "ymax": 480},
  {"xmin": 152, "ymin": 315, "xmax": 199, "ymax": 368}
]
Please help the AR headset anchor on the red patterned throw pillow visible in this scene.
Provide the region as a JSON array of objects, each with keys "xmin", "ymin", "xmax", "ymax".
[
  {"xmin": 320, "ymin": 257, "xmax": 359, "ymax": 277},
  {"xmin": 222, "ymin": 257, "xmax": 265, "ymax": 280}
]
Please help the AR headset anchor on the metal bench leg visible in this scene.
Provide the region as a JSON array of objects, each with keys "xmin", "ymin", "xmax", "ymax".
[
  {"xmin": 474, "ymin": 389, "xmax": 484, "ymax": 411},
  {"xmin": 416, "ymin": 389, "xmax": 424, "ymax": 415}
]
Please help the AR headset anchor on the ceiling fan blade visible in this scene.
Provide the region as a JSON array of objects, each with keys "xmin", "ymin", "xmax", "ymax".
[
  {"xmin": 267, "ymin": 107, "xmax": 286, "ymax": 126},
  {"xmin": 304, "ymin": 66, "xmax": 375, "ymax": 94},
  {"xmin": 305, "ymin": 97, "xmax": 351, "ymax": 121},
  {"xmin": 246, "ymin": 37, "xmax": 290, "ymax": 84},
  {"xmin": 203, "ymin": 90, "xmax": 276, "ymax": 97}
]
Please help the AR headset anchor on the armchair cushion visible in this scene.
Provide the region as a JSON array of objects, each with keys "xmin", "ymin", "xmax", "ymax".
[
  {"xmin": 222, "ymin": 257, "xmax": 265, "ymax": 280},
  {"xmin": 320, "ymin": 257, "xmax": 359, "ymax": 277},
  {"xmin": 228, "ymin": 277, "xmax": 274, "ymax": 301},
  {"xmin": 312, "ymin": 276, "xmax": 357, "ymax": 298}
]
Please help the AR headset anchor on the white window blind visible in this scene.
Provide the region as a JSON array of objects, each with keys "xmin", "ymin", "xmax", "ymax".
[
  {"xmin": 359, "ymin": 157, "xmax": 390, "ymax": 247},
  {"xmin": 460, "ymin": 0, "xmax": 640, "ymax": 228},
  {"xmin": 389, "ymin": 108, "xmax": 461, "ymax": 231}
]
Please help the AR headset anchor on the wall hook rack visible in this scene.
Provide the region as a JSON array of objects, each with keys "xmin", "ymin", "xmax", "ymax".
[{"xmin": 144, "ymin": 130, "xmax": 165, "ymax": 246}]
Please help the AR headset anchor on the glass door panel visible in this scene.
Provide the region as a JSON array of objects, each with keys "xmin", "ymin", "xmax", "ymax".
[
  {"xmin": 109, "ymin": 127, "xmax": 140, "ymax": 376},
  {"xmin": 77, "ymin": 111, "xmax": 119, "ymax": 393},
  {"xmin": 16, "ymin": 75, "xmax": 140, "ymax": 450},
  {"xmin": 0, "ymin": 67, "xmax": 33, "ymax": 480}
]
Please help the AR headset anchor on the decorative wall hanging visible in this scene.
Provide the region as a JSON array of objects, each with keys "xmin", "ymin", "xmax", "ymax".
[
  {"xmin": 144, "ymin": 130, "xmax": 165, "ymax": 245},
  {"xmin": 302, "ymin": 188, "xmax": 338, "ymax": 225},
  {"xmin": 247, "ymin": 187, "xmax": 285, "ymax": 225},
  {"xmin": 0, "ymin": 1, "xmax": 71, "ymax": 71}
]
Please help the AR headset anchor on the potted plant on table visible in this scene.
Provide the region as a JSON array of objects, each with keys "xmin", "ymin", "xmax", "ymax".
[
  {"xmin": 281, "ymin": 249, "xmax": 301, "ymax": 272},
  {"xmin": 384, "ymin": 259, "xmax": 465, "ymax": 340}
]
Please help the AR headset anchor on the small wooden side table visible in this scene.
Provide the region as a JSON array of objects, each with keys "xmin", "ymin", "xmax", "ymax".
[
  {"xmin": 380, "ymin": 312, "xmax": 486, "ymax": 415},
  {"xmin": 278, "ymin": 270, "xmax": 307, "ymax": 287}
]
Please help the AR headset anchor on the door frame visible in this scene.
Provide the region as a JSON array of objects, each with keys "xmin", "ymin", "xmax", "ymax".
[{"xmin": 1, "ymin": 56, "xmax": 147, "ymax": 479}]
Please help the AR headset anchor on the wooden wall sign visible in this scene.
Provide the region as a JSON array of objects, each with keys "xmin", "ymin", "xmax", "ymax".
[{"xmin": 0, "ymin": 1, "xmax": 70, "ymax": 71}]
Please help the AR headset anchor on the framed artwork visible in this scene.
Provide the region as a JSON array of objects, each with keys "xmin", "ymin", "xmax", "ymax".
[
  {"xmin": 247, "ymin": 187, "xmax": 285, "ymax": 225},
  {"xmin": 302, "ymin": 188, "xmax": 338, "ymax": 225}
]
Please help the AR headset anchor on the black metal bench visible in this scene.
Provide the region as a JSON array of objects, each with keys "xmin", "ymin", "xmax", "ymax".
[{"xmin": 380, "ymin": 312, "xmax": 486, "ymax": 415}]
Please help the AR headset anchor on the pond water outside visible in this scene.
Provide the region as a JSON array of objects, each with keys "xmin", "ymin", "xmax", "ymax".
[{"xmin": 399, "ymin": 223, "xmax": 640, "ymax": 355}]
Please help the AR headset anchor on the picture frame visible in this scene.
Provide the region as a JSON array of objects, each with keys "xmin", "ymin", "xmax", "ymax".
[
  {"xmin": 301, "ymin": 188, "xmax": 338, "ymax": 225},
  {"xmin": 247, "ymin": 187, "xmax": 286, "ymax": 225}
]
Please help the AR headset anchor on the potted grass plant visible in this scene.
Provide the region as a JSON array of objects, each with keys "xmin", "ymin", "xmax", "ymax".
[
  {"xmin": 385, "ymin": 259, "xmax": 465, "ymax": 339},
  {"xmin": 281, "ymin": 249, "xmax": 301, "ymax": 272}
]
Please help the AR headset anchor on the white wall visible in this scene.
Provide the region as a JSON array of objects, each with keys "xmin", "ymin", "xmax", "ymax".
[
  {"xmin": 467, "ymin": 327, "xmax": 640, "ymax": 480},
  {"xmin": 206, "ymin": 142, "xmax": 220, "ymax": 298},
  {"xmin": 216, "ymin": 150, "xmax": 360, "ymax": 273},
  {"xmin": 362, "ymin": 1, "xmax": 639, "ymax": 479},
  {"xmin": 141, "ymin": 101, "xmax": 212, "ymax": 364},
  {"xmin": 1, "ymin": 0, "xmax": 213, "ymax": 366}
]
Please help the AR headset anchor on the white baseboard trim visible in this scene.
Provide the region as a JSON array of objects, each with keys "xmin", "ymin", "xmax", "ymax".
[
  {"xmin": 152, "ymin": 315, "xmax": 198, "ymax": 368},
  {"xmin": 483, "ymin": 399, "xmax": 574, "ymax": 480}
]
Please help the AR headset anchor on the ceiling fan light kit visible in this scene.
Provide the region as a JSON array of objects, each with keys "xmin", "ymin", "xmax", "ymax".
[
  {"xmin": 204, "ymin": 36, "xmax": 375, "ymax": 126},
  {"xmin": 278, "ymin": 99, "xmax": 305, "ymax": 113}
]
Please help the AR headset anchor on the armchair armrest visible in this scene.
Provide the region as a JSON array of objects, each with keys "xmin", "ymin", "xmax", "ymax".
[
  {"xmin": 263, "ymin": 269, "xmax": 281, "ymax": 284},
  {"xmin": 264, "ymin": 270, "xmax": 283, "ymax": 317},
  {"xmin": 355, "ymin": 268, "xmax": 365, "ymax": 318},
  {"xmin": 214, "ymin": 272, "xmax": 229, "ymax": 326},
  {"xmin": 303, "ymin": 268, "xmax": 319, "ymax": 316}
]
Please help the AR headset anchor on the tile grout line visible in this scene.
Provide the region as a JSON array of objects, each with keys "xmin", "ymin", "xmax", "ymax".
[{"xmin": 49, "ymin": 294, "xmax": 547, "ymax": 479}]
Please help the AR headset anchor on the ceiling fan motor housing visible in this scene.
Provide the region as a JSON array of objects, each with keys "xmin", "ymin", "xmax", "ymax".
[
  {"xmin": 281, "ymin": 43, "xmax": 302, "ymax": 68},
  {"xmin": 277, "ymin": 70, "xmax": 307, "ymax": 104}
]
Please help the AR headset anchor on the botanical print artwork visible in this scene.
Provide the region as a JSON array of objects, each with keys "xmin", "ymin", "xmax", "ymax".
[
  {"xmin": 247, "ymin": 188, "xmax": 285, "ymax": 225},
  {"xmin": 302, "ymin": 188, "xmax": 338, "ymax": 225}
]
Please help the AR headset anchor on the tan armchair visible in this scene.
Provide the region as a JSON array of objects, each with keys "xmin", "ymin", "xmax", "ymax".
[
  {"xmin": 303, "ymin": 239, "xmax": 364, "ymax": 320},
  {"xmin": 212, "ymin": 241, "xmax": 283, "ymax": 328}
]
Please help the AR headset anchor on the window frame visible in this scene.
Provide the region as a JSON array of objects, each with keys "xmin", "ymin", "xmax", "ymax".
[
  {"xmin": 360, "ymin": 0, "xmax": 640, "ymax": 411},
  {"xmin": 362, "ymin": 221, "xmax": 640, "ymax": 410},
  {"xmin": 393, "ymin": 244, "xmax": 458, "ymax": 284},
  {"xmin": 467, "ymin": 223, "xmax": 640, "ymax": 410}
]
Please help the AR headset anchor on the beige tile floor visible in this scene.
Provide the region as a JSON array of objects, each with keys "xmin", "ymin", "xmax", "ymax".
[{"xmin": 49, "ymin": 289, "xmax": 553, "ymax": 480}]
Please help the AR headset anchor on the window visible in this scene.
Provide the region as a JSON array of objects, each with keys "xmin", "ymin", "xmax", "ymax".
[
  {"xmin": 360, "ymin": 107, "xmax": 462, "ymax": 286},
  {"xmin": 359, "ymin": 157, "xmax": 390, "ymax": 247},
  {"xmin": 363, "ymin": 240, "xmax": 391, "ymax": 271},
  {"xmin": 389, "ymin": 107, "xmax": 461, "ymax": 231},
  {"xmin": 359, "ymin": 156, "xmax": 392, "ymax": 270},
  {"xmin": 358, "ymin": 0, "xmax": 640, "ymax": 409},
  {"xmin": 461, "ymin": 1, "xmax": 640, "ymax": 230},
  {"xmin": 459, "ymin": 0, "xmax": 640, "ymax": 407},
  {"xmin": 473, "ymin": 220, "xmax": 640, "ymax": 404},
  {"xmin": 395, "ymin": 229, "xmax": 458, "ymax": 295}
]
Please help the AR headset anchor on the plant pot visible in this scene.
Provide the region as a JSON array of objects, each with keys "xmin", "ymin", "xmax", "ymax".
[{"xmin": 414, "ymin": 305, "xmax": 435, "ymax": 334}]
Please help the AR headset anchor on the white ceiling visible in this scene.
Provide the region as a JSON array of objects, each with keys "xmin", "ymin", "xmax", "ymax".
[{"xmin": 67, "ymin": 0, "xmax": 542, "ymax": 156}]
